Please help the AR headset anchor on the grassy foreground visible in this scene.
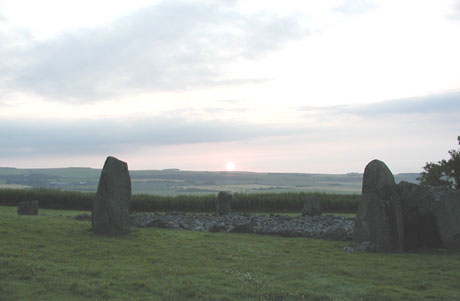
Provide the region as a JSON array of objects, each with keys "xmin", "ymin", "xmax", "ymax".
[{"xmin": 1, "ymin": 207, "xmax": 460, "ymax": 300}]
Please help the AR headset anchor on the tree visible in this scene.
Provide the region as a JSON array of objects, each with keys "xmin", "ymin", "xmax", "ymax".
[{"xmin": 418, "ymin": 136, "xmax": 460, "ymax": 190}]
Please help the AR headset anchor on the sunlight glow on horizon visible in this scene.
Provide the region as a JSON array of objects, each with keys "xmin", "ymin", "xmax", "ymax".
[{"xmin": 225, "ymin": 161, "xmax": 236, "ymax": 171}]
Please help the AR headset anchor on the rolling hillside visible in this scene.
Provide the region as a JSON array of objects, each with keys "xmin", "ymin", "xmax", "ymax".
[{"xmin": 0, "ymin": 167, "xmax": 419, "ymax": 195}]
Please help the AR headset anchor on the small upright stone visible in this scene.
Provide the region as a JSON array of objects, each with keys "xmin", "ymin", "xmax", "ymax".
[
  {"xmin": 302, "ymin": 195, "xmax": 322, "ymax": 217},
  {"xmin": 18, "ymin": 200, "xmax": 39, "ymax": 215},
  {"xmin": 217, "ymin": 191, "xmax": 232, "ymax": 215},
  {"xmin": 92, "ymin": 156, "xmax": 132, "ymax": 235}
]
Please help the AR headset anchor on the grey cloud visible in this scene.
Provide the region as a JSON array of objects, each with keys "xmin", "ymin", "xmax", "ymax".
[
  {"xmin": 0, "ymin": 0, "xmax": 307, "ymax": 102},
  {"xmin": 344, "ymin": 92, "xmax": 460, "ymax": 116},
  {"xmin": 447, "ymin": 0, "xmax": 460, "ymax": 20},
  {"xmin": 0, "ymin": 117, "xmax": 296, "ymax": 157},
  {"xmin": 332, "ymin": 0, "xmax": 379, "ymax": 15},
  {"xmin": 298, "ymin": 92, "xmax": 460, "ymax": 118}
]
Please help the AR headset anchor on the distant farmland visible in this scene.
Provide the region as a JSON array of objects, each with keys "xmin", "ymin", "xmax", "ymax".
[{"xmin": 0, "ymin": 167, "xmax": 419, "ymax": 195}]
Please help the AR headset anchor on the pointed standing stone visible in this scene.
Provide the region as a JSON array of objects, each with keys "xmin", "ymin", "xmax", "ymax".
[
  {"xmin": 353, "ymin": 160, "xmax": 404, "ymax": 252},
  {"xmin": 92, "ymin": 156, "xmax": 132, "ymax": 235}
]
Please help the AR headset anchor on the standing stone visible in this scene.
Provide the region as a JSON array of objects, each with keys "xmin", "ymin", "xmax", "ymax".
[
  {"xmin": 302, "ymin": 195, "xmax": 322, "ymax": 217},
  {"xmin": 433, "ymin": 189, "xmax": 460, "ymax": 249},
  {"xmin": 355, "ymin": 160, "xmax": 460, "ymax": 252},
  {"xmin": 361, "ymin": 159, "xmax": 396, "ymax": 197},
  {"xmin": 397, "ymin": 181, "xmax": 442, "ymax": 250},
  {"xmin": 92, "ymin": 156, "xmax": 131, "ymax": 235},
  {"xmin": 18, "ymin": 200, "xmax": 39, "ymax": 215},
  {"xmin": 353, "ymin": 160, "xmax": 404, "ymax": 252},
  {"xmin": 217, "ymin": 191, "xmax": 232, "ymax": 215}
]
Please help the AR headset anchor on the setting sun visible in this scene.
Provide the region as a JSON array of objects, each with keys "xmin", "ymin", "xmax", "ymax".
[{"xmin": 225, "ymin": 161, "xmax": 236, "ymax": 171}]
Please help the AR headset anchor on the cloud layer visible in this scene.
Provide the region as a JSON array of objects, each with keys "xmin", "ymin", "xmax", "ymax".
[
  {"xmin": 0, "ymin": 1, "xmax": 306, "ymax": 103},
  {"xmin": 296, "ymin": 91, "xmax": 460, "ymax": 119},
  {"xmin": 0, "ymin": 117, "xmax": 298, "ymax": 157},
  {"xmin": 2, "ymin": 92, "xmax": 459, "ymax": 159}
]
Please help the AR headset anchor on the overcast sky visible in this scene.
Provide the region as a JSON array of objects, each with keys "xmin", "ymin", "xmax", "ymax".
[{"xmin": 1, "ymin": 0, "xmax": 459, "ymax": 173}]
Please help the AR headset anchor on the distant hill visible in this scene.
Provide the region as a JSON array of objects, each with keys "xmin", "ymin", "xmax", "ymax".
[{"xmin": 0, "ymin": 167, "xmax": 419, "ymax": 195}]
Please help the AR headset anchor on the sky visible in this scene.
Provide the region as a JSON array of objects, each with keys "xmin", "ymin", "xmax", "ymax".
[{"xmin": 0, "ymin": 0, "xmax": 459, "ymax": 173}]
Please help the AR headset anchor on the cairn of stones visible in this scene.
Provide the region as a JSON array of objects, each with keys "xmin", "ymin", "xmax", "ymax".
[
  {"xmin": 302, "ymin": 195, "xmax": 322, "ymax": 217},
  {"xmin": 92, "ymin": 156, "xmax": 132, "ymax": 235},
  {"xmin": 216, "ymin": 191, "xmax": 232, "ymax": 215},
  {"xmin": 18, "ymin": 200, "xmax": 39, "ymax": 215},
  {"xmin": 354, "ymin": 159, "xmax": 460, "ymax": 252}
]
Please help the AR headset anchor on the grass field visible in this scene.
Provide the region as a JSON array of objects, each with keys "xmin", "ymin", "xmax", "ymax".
[{"xmin": 1, "ymin": 206, "xmax": 460, "ymax": 300}]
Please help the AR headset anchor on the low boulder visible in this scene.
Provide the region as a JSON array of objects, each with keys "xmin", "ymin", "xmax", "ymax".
[
  {"xmin": 92, "ymin": 156, "xmax": 132, "ymax": 235},
  {"xmin": 18, "ymin": 200, "xmax": 39, "ymax": 215}
]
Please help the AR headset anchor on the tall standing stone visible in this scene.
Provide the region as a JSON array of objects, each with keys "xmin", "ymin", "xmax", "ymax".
[
  {"xmin": 433, "ymin": 189, "xmax": 460, "ymax": 249},
  {"xmin": 217, "ymin": 191, "xmax": 232, "ymax": 215},
  {"xmin": 397, "ymin": 181, "xmax": 442, "ymax": 250},
  {"xmin": 353, "ymin": 160, "xmax": 404, "ymax": 252},
  {"xmin": 92, "ymin": 156, "xmax": 132, "ymax": 235},
  {"xmin": 18, "ymin": 200, "xmax": 39, "ymax": 215}
]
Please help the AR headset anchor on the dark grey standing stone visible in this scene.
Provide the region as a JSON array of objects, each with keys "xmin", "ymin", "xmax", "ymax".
[
  {"xmin": 353, "ymin": 160, "xmax": 404, "ymax": 252},
  {"xmin": 362, "ymin": 159, "xmax": 396, "ymax": 197},
  {"xmin": 397, "ymin": 181, "xmax": 443, "ymax": 250},
  {"xmin": 433, "ymin": 189, "xmax": 460, "ymax": 249},
  {"xmin": 216, "ymin": 191, "xmax": 232, "ymax": 215},
  {"xmin": 92, "ymin": 156, "xmax": 132, "ymax": 235},
  {"xmin": 355, "ymin": 160, "xmax": 460, "ymax": 252},
  {"xmin": 18, "ymin": 200, "xmax": 39, "ymax": 215},
  {"xmin": 302, "ymin": 195, "xmax": 322, "ymax": 217}
]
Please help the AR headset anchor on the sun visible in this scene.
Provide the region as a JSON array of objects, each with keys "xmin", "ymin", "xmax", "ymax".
[{"xmin": 225, "ymin": 161, "xmax": 236, "ymax": 171}]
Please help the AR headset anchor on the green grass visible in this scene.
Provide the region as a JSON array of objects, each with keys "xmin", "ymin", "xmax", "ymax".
[{"xmin": 1, "ymin": 206, "xmax": 460, "ymax": 300}]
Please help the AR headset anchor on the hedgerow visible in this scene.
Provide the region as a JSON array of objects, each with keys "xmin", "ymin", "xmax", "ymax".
[{"xmin": 0, "ymin": 189, "xmax": 360, "ymax": 213}]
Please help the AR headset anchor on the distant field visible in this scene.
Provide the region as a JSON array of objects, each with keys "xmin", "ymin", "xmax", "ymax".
[
  {"xmin": 1, "ymin": 206, "xmax": 459, "ymax": 300},
  {"xmin": 0, "ymin": 167, "xmax": 419, "ymax": 195},
  {"xmin": 0, "ymin": 184, "xmax": 31, "ymax": 189}
]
